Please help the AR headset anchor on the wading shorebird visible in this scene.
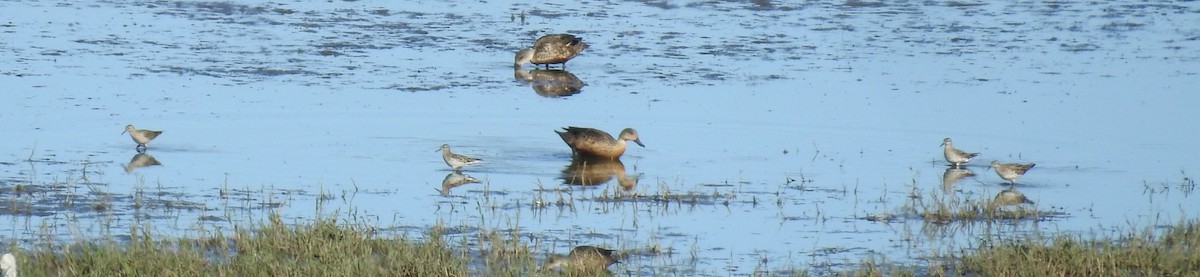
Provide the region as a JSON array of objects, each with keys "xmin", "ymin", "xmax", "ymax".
[
  {"xmin": 122, "ymin": 124, "xmax": 162, "ymax": 150},
  {"xmin": 555, "ymin": 127, "xmax": 644, "ymax": 160},
  {"xmin": 1, "ymin": 253, "xmax": 16, "ymax": 277},
  {"xmin": 515, "ymin": 34, "xmax": 588, "ymax": 69},
  {"xmin": 990, "ymin": 160, "xmax": 1036, "ymax": 185},
  {"xmin": 940, "ymin": 138, "xmax": 980, "ymax": 167},
  {"xmin": 437, "ymin": 144, "xmax": 482, "ymax": 171},
  {"xmin": 541, "ymin": 246, "xmax": 618, "ymax": 273}
]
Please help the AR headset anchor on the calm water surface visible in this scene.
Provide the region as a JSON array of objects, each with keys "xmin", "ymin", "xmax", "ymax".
[{"xmin": 2, "ymin": 0, "xmax": 1198, "ymax": 275}]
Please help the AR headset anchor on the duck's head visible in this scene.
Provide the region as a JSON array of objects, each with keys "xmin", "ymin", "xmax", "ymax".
[{"xmin": 514, "ymin": 48, "xmax": 534, "ymax": 67}]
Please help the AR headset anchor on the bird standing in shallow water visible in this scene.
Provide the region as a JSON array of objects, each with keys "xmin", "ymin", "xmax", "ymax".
[
  {"xmin": 122, "ymin": 124, "xmax": 162, "ymax": 150},
  {"xmin": 515, "ymin": 34, "xmax": 588, "ymax": 69},
  {"xmin": 555, "ymin": 127, "xmax": 644, "ymax": 160},
  {"xmin": 437, "ymin": 144, "xmax": 482, "ymax": 171},
  {"xmin": 990, "ymin": 160, "xmax": 1036, "ymax": 185},
  {"xmin": 542, "ymin": 246, "xmax": 618, "ymax": 273},
  {"xmin": 940, "ymin": 138, "xmax": 980, "ymax": 167}
]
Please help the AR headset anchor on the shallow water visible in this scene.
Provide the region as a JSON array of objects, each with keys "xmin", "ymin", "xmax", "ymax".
[{"xmin": 2, "ymin": 0, "xmax": 1199, "ymax": 275}]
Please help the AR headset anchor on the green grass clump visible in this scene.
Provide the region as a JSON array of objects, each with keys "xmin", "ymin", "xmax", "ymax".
[
  {"xmin": 15, "ymin": 214, "xmax": 472, "ymax": 276},
  {"xmin": 956, "ymin": 220, "xmax": 1200, "ymax": 276}
]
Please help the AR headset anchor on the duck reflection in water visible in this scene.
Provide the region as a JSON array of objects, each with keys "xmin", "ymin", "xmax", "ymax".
[
  {"xmin": 124, "ymin": 152, "xmax": 162, "ymax": 173},
  {"xmin": 941, "ymin": 167, "xmax": 975, "ymax": 193},
  {"xmin": 514, "ymin": 68, "xmax": 584, "ymax": 97},
  {"xmin": 560, "ymin": 156, "xmax": 638, "ymax": 191},
  {"xmin": 439, "ymin": 172, "xmax": 481, "ymax": 195}
]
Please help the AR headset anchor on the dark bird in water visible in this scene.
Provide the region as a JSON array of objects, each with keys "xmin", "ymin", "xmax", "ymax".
[
  {"xmin": 515, "ymin": 34, "xmax": 588, "ymax": 69},
  {"xmin": 555, "ymin": 127, "xmax": 644, "ymax": 160},
  {"xmin": 542, "ymin": 246, "xmax": 619, "ymax": 272}
]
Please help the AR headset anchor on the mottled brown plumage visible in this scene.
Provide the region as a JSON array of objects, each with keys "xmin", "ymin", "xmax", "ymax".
[
  {"xmin": 437, "ymin": 144, "xmax": 482, "ymax": 171},
  {"xmin": 542, "ymin": 246, "xmax": 618, "ymax": 273},
  {"xmin": 515, "ymin": 34, "xmax": 588, "ymax": 69},
  {"xmin": 991, "ymin": 160, "xmax": 1036, "ymax": 185},
  {"xmin": 941, "ymin": 138, "xmax": 980, "ymax": 167},
  {"xmin": 122, "ymin": 124, "xmax": 162, "ymax": 149},
  {"xmin": 555, "ymin": 127, "xmax": 644, "ymax": 160}
]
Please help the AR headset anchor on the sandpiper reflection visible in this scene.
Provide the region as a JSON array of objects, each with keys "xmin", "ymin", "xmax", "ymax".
[
  {"xmin": 989, "ymin": 187, "xmax": 1035, "ymax": 209},
  {"xmin": 941, "ymin": 167, "xmax": 975, "ymax": 192},
  {"xmin": 514, "ymin": 68, "xmax": 584, "ymax": 97},
  {"xmin": 123, "ymin": 152, "xmax": 162, "ymax": 173},
  {"xmin": 439, "ymin": 172, "xmax": 481, "ymax": 195},
  {"xmin": 560, "ymin": 156, "xmax": 637, "ymax": 190}
]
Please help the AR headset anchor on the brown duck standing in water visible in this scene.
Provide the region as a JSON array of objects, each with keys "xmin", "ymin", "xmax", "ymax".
[
  {"xmin": 515, "ymin": 34, "xmax": 588, "ymax": 69},
  {"xmin": 541, "ymin": 246, "xmax": 619, "ymax": 273},
  {"xmin": 555, "ymin": 127, "xmax": 643, "ymax": 160}
]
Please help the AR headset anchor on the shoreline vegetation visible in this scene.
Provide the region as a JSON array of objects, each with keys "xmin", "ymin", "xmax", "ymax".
[
  {"xmin": 3, "ymin": 209, "xmax": 1196, "ymax": 276},
  {"xmin": 2, "ymin": 165, "xmax": 1196, "ymax": 275}
]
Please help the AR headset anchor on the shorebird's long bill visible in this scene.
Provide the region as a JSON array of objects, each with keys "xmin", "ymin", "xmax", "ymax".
[
  {"xmin": 121, "ymin": 130, "xmax": 128, "ymax": 135},
  {"xmin": 633, "ymin": 139, "xmax": 645, "ymax": 147}
]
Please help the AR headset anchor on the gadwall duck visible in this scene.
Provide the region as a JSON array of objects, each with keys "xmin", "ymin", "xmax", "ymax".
[
  {"xmin": 555, "ymin": 127, "xmax": 643, "ymax": 160},
  {"xmin": 515, "ymin": 34, "xmax": 588, "ymax": 69}
]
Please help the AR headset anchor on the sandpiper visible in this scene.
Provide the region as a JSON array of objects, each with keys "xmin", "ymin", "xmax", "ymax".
[
  {"xmin": 515, "ymin": 34, "xmax": 588, "ymax": 69},
  {"xmin": 940, "ymin": 138, "xmax": 979, "ymax": 167},
  {"xmin": 542, "ymin": 246, "xmax": 618, "ymax": 272},
  {"xmin": 990, "ymin": 160, "xmax": 1036, "ymax": 185},
  {"xmin": 555, "ymin": 127, "xmax": 644, "ymax": 160},
  {"xmin": 437, "ymin": 144, "xmax": 482, "ymax": 171},
  {"xmin": 122, "ymin": 124, "xmax": 162, "ymax": 150}
]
